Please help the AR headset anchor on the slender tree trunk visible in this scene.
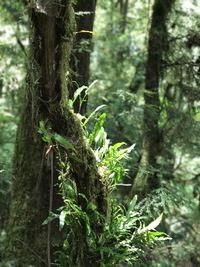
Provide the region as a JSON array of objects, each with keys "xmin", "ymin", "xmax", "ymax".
[
  {"xmin": 70, "ymin": 0, "xmax": 97, "ymax": 114},
  {"xmin": 5, "ymin": 1, "xmax": 106, "ymax": 266},
  {"xmin": 118, "ymin": 0, "xmax": 129, "ymax": 33},
  {"xmin": 130, "ymin": 0, "xmax": 175, "ymax": 199}
]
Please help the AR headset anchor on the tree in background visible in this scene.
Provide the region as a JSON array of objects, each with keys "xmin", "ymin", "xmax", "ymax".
[
  {"xmin": 1, "ymin": 0, "xmax": 200, "ymax": 266},
  {"xmin": 70, "ymin": 0, "xmax": 97, "ymax": 114},
  {"xmin": 131, "ymin": 0, "xmax": 175, "ymax": 198},
  {"xmin": 89, "ymin": 1, "xmax": 200, "ymax": 264}
]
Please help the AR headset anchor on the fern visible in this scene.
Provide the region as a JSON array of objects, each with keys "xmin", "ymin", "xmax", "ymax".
[{"xmin": 38, "ymin": 85, "xmax": 168, "ymax": 266}]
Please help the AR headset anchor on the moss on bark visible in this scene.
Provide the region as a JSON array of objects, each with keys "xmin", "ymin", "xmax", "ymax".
[{"xmin": 5, "ymin": 1, "xmax": 106, "ymax": 266}]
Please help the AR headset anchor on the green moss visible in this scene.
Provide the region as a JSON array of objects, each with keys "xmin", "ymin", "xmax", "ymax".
[{"xmin": 5, "ymin": 1, "xmax": 106, "ymax": 265}]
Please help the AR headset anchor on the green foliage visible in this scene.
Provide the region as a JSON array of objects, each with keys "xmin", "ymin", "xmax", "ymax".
[
  {"xmin": 0, "ymin": 106, "xmax": 17, "ymax": 230},
  {"xmin": 38, "ymin": 98, "xmax": 167, "ymax": 266},
  {"xmin": 86, "ymin": 111, "xmax": 135, "ymax": 191},
  {"xmin": 1, "ymin": 0, "xmax": 200, "ymax": 266},
  {"xmin": 38, "ymin": 121, "xmax": 76, "ymax": 152},
  {"xmin": 89, "ymin": 1, "xmax": 200, "ymax": 266},
  {"xmin": 0, "ymin": 0, "xmax": 27, "ymax": 234},
  {"xmin": 98, "ymin": 202, "xmax": 167, "ymax": 267},
  {"xmin": 0, "ymin": 3, "xmax": 26, "ymax": 263}
]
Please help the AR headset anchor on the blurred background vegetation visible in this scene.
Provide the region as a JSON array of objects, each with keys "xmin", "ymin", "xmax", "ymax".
[{"xmin": 0, "ymin": 0, "xmax": 200, "ymax": 266}]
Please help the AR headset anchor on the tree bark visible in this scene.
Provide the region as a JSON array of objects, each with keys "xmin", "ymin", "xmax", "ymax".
[
  {"xmin": 5, "ymin": 1, "xmax": 106, "ymax": 266},
  {"xmin": 118, "ymin": 0, "xmax": 129, "ymax": 33},
  {"xmin": 70, "ymin": 0, "xmax": 97, "ymax": 114},
  {"xmin": 130, "ymin": 0, "xmax": 175, "ymax": 199}
]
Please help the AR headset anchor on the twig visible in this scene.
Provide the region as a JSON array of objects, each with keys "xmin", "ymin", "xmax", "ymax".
[{"xmin": 116, "ymin": 183, "xmax": 132, "ymax": 187}]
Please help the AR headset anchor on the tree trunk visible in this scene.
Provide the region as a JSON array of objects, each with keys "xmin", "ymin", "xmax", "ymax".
[
  {"xmin": 130, "ymin": 0, "xmax": 175, "ymax": 199},
  {"xmin": 70, "ymin": 0, "xmax": 97, "ymax": 114},
  {"xmin": 118, "ymin": 0, "xmax": 129, "ymax": 34},
  {"xmin": 5, "ymin": 1, "xmax": 106, "ymax": 266}
]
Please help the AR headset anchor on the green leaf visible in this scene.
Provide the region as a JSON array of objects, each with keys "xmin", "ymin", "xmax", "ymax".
[
  {"xmin": 139, "ymin": 213, "xmax": 163, "ymax": 233},
  {"xmin": 89, "ymin": 113, "xmax": 107, "ymax": 145},
  {"xmin": 111, "ymin": 142, "xmax": 126, "ymax": 150},
  {"xmin": 38, "ymin": 120, "xmax": 53, "ymax": 144},
  {"xmin": 42, "ymin": 212, "xmax": 58, "ymax": 225},
  {"xmin": 38, "ymin": 120, "xmax": 46, "ymax": 134},
  {"xmin": 127, "ymin": 195, "xmax": 137, "ymax": 216},
  {"xmin": 85, "ymin": 80, "xmax": 98, "ymax": 94},
  {"xmin": 59, "ymin": 210, "xmax": 67, "ymax": 230},
  {"xmin": 54, "ymin": 134, "xmax": 76, "ymax": 152},
  {"xmin": 68, "ymin": 99, "xmax": 73, "ymax": 108},
  {"xmin": 72, "ymin": 85, "xmax": 87, "ymax": 105},
  {"xmin": 83, "ymin": 105, "xmax": 106, "ymax": 126}
]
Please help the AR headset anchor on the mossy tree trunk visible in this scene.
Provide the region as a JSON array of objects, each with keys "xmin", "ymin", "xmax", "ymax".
[
  {"xmin": 70, "ymin": 0, "xmax": 97, "ymax": 114},
  {"xmin": 5, "ymin": 1, "xmax": 106, "ymax": 266},
  {"xmin": 131, "ymin": 0, "xmax": 175, "ymax": 199}
]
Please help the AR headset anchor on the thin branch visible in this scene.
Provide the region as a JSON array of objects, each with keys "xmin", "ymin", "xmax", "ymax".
[{"xmin": 163, "ymin": 61, "xmax": 200, "ymax": 67}]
